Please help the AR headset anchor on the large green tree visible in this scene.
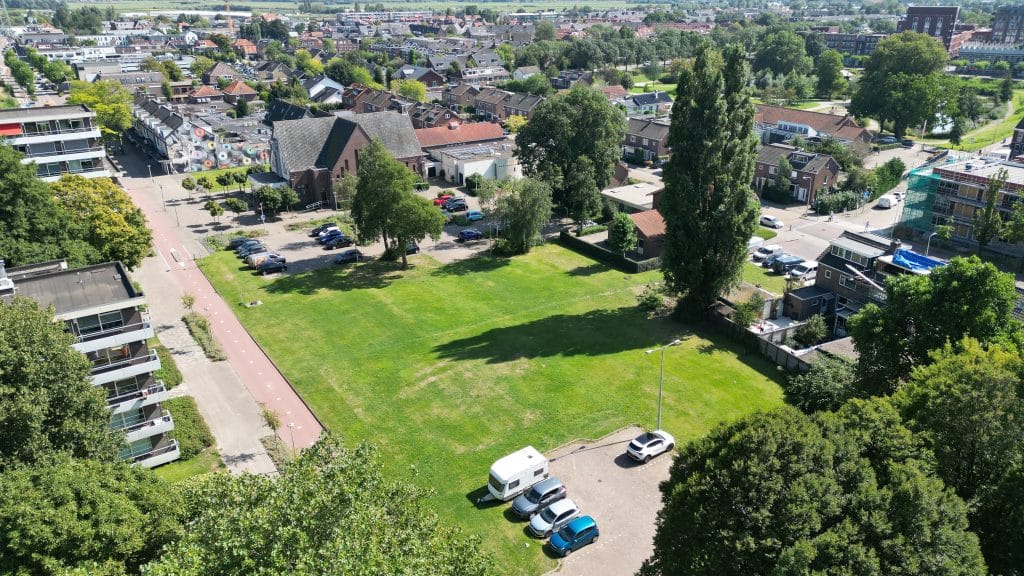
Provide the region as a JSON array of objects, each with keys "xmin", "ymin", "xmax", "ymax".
[
  {"xmin": 660, "ymin": 45, "xmax": 759, "ymax": 320},
  {"xmin": 490, "ymin": 177, "xmax": 554, "ymax": 255},
  {"xmin": 0, "ymin": 456, "xmax": 183, "ymax": 575},
  {"xmin": 515, "ymin": 84, "xmax": 626, "ymax": 215},
  {"xmin": 0, "ymin": 298, "xmax": 121, "ymax": 469},
  {"xmin": 814, "ymin": 49, "xmax": 846, "ymax": 98},
  {"xmin": 390, "ymin": 194, "xmax": 445, "ymax": 268},
  {"xmin": 66, "ymin": 80, "xmax": 133, "ymax": 137},
  {"xmin": 754, "ymin": 30, "xmax": 811, "ymax": 76},
  {"xmin": 974, "ymin": 466, "xmax": 1024, "ymax": 576},
  {"xmin": 850, "ymin": 32, "xmax": 948, "ymax": 138},
  {"xmin": 848, "ymin": 256, "xmax": 1020, "ymax": 396},
  {"xmin": 641, "ymin": 402, "xmax": 986, "ymax": 576},
  {"xmin": 352, "ymin": 139, "xmax": 417, "ymax": 252},
  {"xmin": 972, "ymin": 168, "xmax": 1008, "ymax": 254},
  {"xmin": 143, "ymin": 434, "xmax": 491, "ymax": 575},
  {"xmin": 50, "ymin": 176, "xmax": 152, "ymax": 269}
]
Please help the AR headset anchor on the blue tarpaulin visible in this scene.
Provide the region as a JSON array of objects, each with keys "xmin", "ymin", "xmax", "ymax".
[{"xmin": 892, "ymin": 249, "xmax": 945, "ymax": 272}]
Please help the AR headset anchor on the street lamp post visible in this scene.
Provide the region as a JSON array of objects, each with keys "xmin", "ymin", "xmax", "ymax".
[
  {"xmin": 287, "ymin": 422, "xmax": 296, "ymax": 457},
  {"xmin": 147, "ymin": 163, "xmax": 153, "ymax": 183},
  {"xmin": 645, "ymin": 339, "xmax": 682, "ymax": 430},
  {"xmin": 159, "ymin": 184, "xmax": 165, "ymax": 211},
  {"xmin": 926, "ymin": 231, "xmax": 938, "ymax": 256}
]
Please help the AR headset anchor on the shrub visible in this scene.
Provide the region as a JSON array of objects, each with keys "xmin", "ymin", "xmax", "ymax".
[
  {"xmin": 260, "ymin": 404, "xmax": 281, "ymax": 431},
  {"xmin": 815, "ymin": 190, "xmax": 861, "ymax": 214},
  {"xmin": 791, "ymin": 314, "xmax": 827, "ymax": 348},
  {"xmin": 164, "ymin": 396, "xmax": 214, "ymax": 459},
  {"xmin": 637, "ymin": 284, "xmax": 664, "ymax": 312},
  {"xmin": 182, "ymin": 312, "xmax": 227, "ymax": 361},
  {"xmin": 783, "ymin": 355, "xmax": 857, "ymax": 413},
  {"xmin": 732, "ymin": 292, "xmax": 765, "ymax": 328},
  {"xmin": 578, "ymin": 225, "xmax": 608, "ymax": 236},
  {"xmin": 151, "ymin": 339, "xmax": 183, "ymax": 388}
]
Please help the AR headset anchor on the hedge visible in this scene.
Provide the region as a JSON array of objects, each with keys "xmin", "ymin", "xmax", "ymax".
[
  {"xmin": 558, "ymin": 231, "xmax": 661, "ymax": 273},
  {"xmin": 164, "ymin": 396, "xmax": 215, "ymax": 460}
]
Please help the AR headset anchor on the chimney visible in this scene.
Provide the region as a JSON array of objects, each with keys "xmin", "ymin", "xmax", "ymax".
[{"xmin": 890, "ymin": 239, "xmax": 902, "ymax": 254}]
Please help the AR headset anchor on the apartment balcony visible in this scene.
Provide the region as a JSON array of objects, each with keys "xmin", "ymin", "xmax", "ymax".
[
  {"xmin": 20, "ymin": 146, "xmax": 106, "ymax": 166},
  {"xmin": 117, "ymin": 410, "xmax": 174, "ymax": 443},
  {"xmin": 37, "ymin": 165, "xmax": 111, "ymax": 182},
  {"xmin": 7, "ymin": 126, "xmax": 102, "ymax": 146},
  {"xmin": 90, "ymin": 351, "xmax": 160, "ymax": 386},
  {"xmin": 107, "ymin": 381, "xmax": 168, "ymax": 414},
  {"xmin": 72, "ymin": 314, "xmax": 154, "ymax": 354},
  {"xmin": 131, "ymin": 440, "xmax": 181, "ymax": 468}
]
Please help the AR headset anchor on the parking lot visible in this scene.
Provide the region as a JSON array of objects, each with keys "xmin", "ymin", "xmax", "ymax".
[{"xmin": 539, "ymin": 426, "xmax": 671, "ymax": 576}]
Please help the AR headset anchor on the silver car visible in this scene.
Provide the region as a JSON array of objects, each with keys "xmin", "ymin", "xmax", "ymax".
[{"xmin": 528, "ymin": 498, "xmax": 581, "ymax": 538}]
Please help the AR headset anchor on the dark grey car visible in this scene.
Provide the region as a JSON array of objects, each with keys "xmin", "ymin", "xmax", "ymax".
[{"xmin": 511, "ymin": 477, "xmax": 566, "ymax": 518}]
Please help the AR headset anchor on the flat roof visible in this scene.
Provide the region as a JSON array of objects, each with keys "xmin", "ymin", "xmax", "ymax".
[
  {"xmin": 8, "ymin": 262, "xmax": 137, "ymax": 315},
  {"xmin": 830, "ymin": 235, "xmax": 887, "ymax": 258},
  {"xmin": 600, "ymin": 182, "xmax": 660, "ymax": 211},
  {"xmin": 0, "ymin": 104, "xmax": 95, "ymax": 123}
]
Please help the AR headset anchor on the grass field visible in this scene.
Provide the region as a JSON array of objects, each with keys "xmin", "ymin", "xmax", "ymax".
[
  {"xmin": 199, "ymin": 244, "xmax": 784, "ymax": 574},
  {"xmin": 743, "ymin": 262, "xmax": 787, "ymax": 294},
  {"xmin": 153, "ymin": 448, "xmax": 224, "ymax": 483}
]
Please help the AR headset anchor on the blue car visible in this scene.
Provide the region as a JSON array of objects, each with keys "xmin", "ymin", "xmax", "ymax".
[
  {"xmin": 317, "ymin": 230, "xmax": 346, "ymax": 244},
  {"xmin": 458, "ymin": 228, "xmax": 484, "ymax": 242},
  {"xmin": 466, "ymin": 210, "xmax": 485, "ymax": 221},
  {"xmin": 547, "ymin": 516, "xmax": 599, "ymax": 557}
]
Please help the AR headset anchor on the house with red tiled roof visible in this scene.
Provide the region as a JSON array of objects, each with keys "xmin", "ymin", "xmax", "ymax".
[
  {"xmin": 628, "ymin": 210, "xmax": 666, "ymax": 258},
  {"xmin": 194, "ymin": 39, "xmax": 218, "ymax": 53},
  {"xmin": 415, "ymin": 121, "xmax": 506, "ymax": 152},
  {"xmin": 232, "ymin": 38, "xmax": 257, "ymax": 58},
  {"xmin": 599, "ymin": 85, "xmax": 629, "ymax": 101},
  {"xmin": 222, "ymin": 80, "xmax": 258, "ymax": 104},
  {"xmin": 754, "ymin": 105, "xmax": 872, "ymax": 151},
  {"xmin": 188, "ymin": 85, "xmax": 224, "ymax": 104}
]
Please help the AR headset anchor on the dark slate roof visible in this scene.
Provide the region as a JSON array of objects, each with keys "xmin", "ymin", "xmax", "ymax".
[
  {"xmin": 631, "ymin": 91, "xmax": 672, "ymax": 106},
  {"xmin": 272, "ymin": 116, "xmax": 338, "ymax": 173},
  {"xmin": 265, "ymin": 100, "xmax": 314, "ymax": 124},
  {"xmin": 349, "ymin": 112, "xmax": 424, "ymax": 159},
  {"xmin": 626, "ymin": 117, "xmax": 670, "ymax": 140}
]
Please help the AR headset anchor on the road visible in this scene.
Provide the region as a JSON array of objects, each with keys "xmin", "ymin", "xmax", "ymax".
[{"xmin": 118, "ymin": 145, "xmax": 323, "ymax": 455}]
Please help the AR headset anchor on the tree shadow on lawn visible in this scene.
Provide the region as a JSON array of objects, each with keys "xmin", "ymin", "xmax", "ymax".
[
  {"xmin": 430, "ymin": 255, "xmax": 511, "ymax": 277},
  {"xmin": 565, "ymin": 262, "xmax": 607, "ymax": 277},
  {"xmin": 433, "ymin": 307, "xmax": 684, "ymax": 364},
  {"xmin": 262, "ymin": 258, "xmax": 404, "ymax": 295}
]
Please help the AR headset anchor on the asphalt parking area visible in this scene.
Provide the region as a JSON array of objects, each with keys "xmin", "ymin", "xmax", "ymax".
[{"xmin": 543, "ymin": 426, "xmax": 672, "ymax": 575}]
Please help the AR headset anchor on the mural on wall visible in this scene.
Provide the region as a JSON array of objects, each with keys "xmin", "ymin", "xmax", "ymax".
[{"xmin": 187, "ymin": 125, "xmax": 270, "ymax": 172}]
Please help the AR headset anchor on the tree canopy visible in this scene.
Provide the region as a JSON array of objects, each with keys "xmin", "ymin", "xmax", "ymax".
[
  {"xmin": 352, "ymin": 139, "xmax": 416, "ymax": 252},
  {"xmin": 0, "ymin": 298, "xmax": 121, "ymax": 470},
  {"xmin": 488, "ymin": 177, "xmax": 554, "ymax": 255},
  {"xmin": 753, "ymin": 30, "xmax": 811, "ymax": 76},
  {"xmin": 848, "ymin": 256, "xmax": 1020, "ymax": 396},
  {"xmin": 660, "ymin": 45, "xmax": 759, "ymax": 320},
  {"xmin": 515, "ymin": 84, "xmax": 626, "ymax": 212},
  {"xmin": 66, "ymin": 80, "xmax": 133, "ymax": 136},
  {"xmin": 50, "ymin": 176, "xmax": 152, "ymax": 269},
  {"xmin": 641, "ymin": 402, "xmax": 986, "ymax": 576},
  {"xmin": 0, "ymin": 456, "xmax": 183, "ymax": 575},
  {"xmin": 143, "ymin": 434, "xmax": 491, "ymax": 575},
  {"xmin": 814, "ymin": 49, "xmax": 846, "ymax": 98},
  {"xmin": 390, "ymin": 194, "xmax": 444, "ymax": 268}
]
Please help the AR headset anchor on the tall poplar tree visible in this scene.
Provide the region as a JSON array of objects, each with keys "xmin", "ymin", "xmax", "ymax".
[{"xmin": 660, "ymin": 45, "xmax": 759, "ymax": 320}]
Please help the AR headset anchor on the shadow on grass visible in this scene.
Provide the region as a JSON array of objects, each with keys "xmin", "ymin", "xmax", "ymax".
[
  {"xmin": 263, "ymin": 259, "xmax": 404, "ymax": 295},
  {"xmin": 433, "ymin": 307, "xmax": 677, "ymax": 363},
  {"xmin": 566, "ymin": 262, "xmax": 607, "ymax": 277},
  {"xmin": 431, "ymin": 255, "xmax": 511, "ymax": 277},
  {"xmin": 466, "ymin": 485, "xmax": 505, "ymax": 510}
]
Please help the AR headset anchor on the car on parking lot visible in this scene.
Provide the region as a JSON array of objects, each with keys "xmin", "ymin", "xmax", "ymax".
[
  {"xmin": 445, "ymin": 199, "xmax": 468, "ymax": 213},
  {"xmin": 511, "ymin": 477, "xmax": 567, "ymax": 518},
  {"xmin": 315, "ymin": 226, "xmax": 341, "ymax": 238},
  {"xmin": 752, "ymin": 244, "xmax": 782, "ymax": 262},
  {"xmin": 901, "ymin": 138, "xmax": 915, "ymax": 148},
  {"xmin": 322, "ymin": 235, "xmax": 354, "ymax": 250},
  {"xmin": 459, "ymin": 228, "xmax": 484, "ymax": 242},
  {"xmin": 310, "ymin": 223, "xmax": 337, "ymax": 237},
  {"xmin": 876, "ymin": 135, "xmax": 898, "ymax": 144},
  {"xmin": 317, "ymin": 230, "xmax": 346, "ymax": 244},
  {"xmin": 772, "ymin": 254, "xmax": 805, "ymax": 274},
  {"xmin": 333, "ymin": 249, "xmax": 363, "ymax": 265},
  {"xmin": 762, "ymin": 252, "xmax": 787, "ymax": 268},
  {"xmin": 466, "ymin": 210, "xmax": 485, "ymax": 221},
  {"xmin": 246, "ymin": 251, "xmax": 282, "ymax": 267},
  {"xmin": 626, "ymin": 430, "xmax": 676, "ymax": 463},
  {"xmin": 235, "ymin": 240, "xmax": 263, "ymax": 253},
  {"xmin": 238, "ymin": 244, "xmax": 267, "ymax": 258},
  {"xmin": 227, "ymin": 236, "xmax": 254, "ymax": 249},
  {"xmin": 256, "ymin": 259, "xmax": 287, "ymax": 275},
  {"xmin": 760, "ymin": 215, "xmax": 784, "ymax": 229},
  {"xmin": 433, "ymin": 194, "xmax": 453, "ymax": 206},
  {"xmin": 406, "ymin": 242, "xmax": 420, "ymax": 254},
  {"xmin": 547, "ymin": 516, "xmax": 599, "ymax": 557},
  {"xmin": 528, "ymin": 498, "xmax": 581, "ymax": 538}
]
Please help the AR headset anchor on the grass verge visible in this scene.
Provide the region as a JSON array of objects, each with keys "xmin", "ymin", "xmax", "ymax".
[
  {"xmin": 153, "ymin": 448, "xmax": 224, "ymax": 483},
  {"xmin": 150, "ymin": 339, "xmax": 183, "ymax": 388},
  {"xmin": 743, "ymin": 262, "xmax": 788, "ymax": 294},
  {"xmin": 260, "ymin": 434, "xmax": 292, "ymax": 469},
  {"xmin": 182, "ymin": 312, "xmax": 227, "ymax": 361},
  {"xmin": 756, "ymin": 226, "xmax": 779, "ymax": 240},
  {"xmin": 199, "ymin": 244, "xmax": 783, "ymax": 574}
]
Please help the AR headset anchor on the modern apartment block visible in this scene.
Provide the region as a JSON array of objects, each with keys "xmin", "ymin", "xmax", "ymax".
[
  {"xmin": 0, "ymin": 104, "xmax": 110, "ymax": 181},
  {"xmin": 897, "ymin": 6, "xmax": 960, "ymax": 50},
  {"xmin": 901, "ymin": 158, "xmax": 1024, "ymax": 257},
  {"xmin": 0, "ymin": 259, "xmax": 180, "ymax": 468},
  {"xmin": 991, "ymin": 4, "xmax": 1024, "ymax": 45}
]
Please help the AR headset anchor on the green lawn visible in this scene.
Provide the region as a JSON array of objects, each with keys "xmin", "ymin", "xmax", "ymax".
[
  {"xmin": 743, "ymin": 262, "xmax": 788, "ymax": 294},
  {"xmin": 199, "ymin": 244, "xmax": 784, "ymax": 574},
  {"xmin": 922, "ymin": 89, "xmax": 1024, "ymax": 151},
  {"xmin": 153, "ymin": 448, "xmax": 224, "ymax": 483}
]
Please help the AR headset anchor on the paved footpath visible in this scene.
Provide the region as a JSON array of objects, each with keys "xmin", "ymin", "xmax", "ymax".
[{"xmin": 122, "ymin": 176, "xmax": 323, "ymax": 457}]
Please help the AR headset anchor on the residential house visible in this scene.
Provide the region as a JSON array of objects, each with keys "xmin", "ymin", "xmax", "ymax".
[
  {"xmin": 443, "ymin": 84, "xmax": 480, "ymax": 110},
  {"xmin": 822, "ymin": 32, "xmax": 886, "ymax": 57},
  {"xmin": 512, "ymin": 65, "xmax": 541, "ymax": 80},
  {"xmin": 393, "ymin": 65, "xmax": 446, "ymax": 88},
  {"xmin": 409, "ymin": 102, "xmax": 456, "ymax": 129},
  {"xmin": 897, "ymin": 6, "xmax": 959, "ymax": 50},
  {"xmin": 202, "ymin": 62, "xmax": 242, "ymax": 85},
  {"xmin": 502, "ymin": 92, "xmax": 544, "ymax": 120},
  {"xmin": 254, "ymin": 61, "xmax": 293, "ymax": 82},
  {"xmin": 598, "ymin": 85, "xmax": 628, "ymax": 101},
  {"xmin": 468, "ymin": 49, "xmax": 503, "ymax": 67},
  {"xmin": 1010, "ymin": 116, "xmax": 1024, "ymax": 159},
  {"xmin": 232, "ymin": 38, "xmax": 258, "ymax": 58},
  {"xmin": 187, "ymin": 85, "xmax": 224, "ymax": 104},
  {"xmin": 270, "ymin": 111, "xmax": 424, "ymax": 203},
  {"xmin": 755, "ymin": 105, "xmax": 872, "ymax": 151},
  {"xmin": 264, "ymin": 100, "xmax": 322, "ymax": 125},
  {"xmin": 415, "ymin": 121, "xmax": 506, "ymax": 154},
  {"xmin": 1, "ymin": 259, "xmax": 180, "ymax": 468},
  {"xmin": 628, "ymin": 210, "xmax": 666, "ymax": 258},
  {"xmin": 460, "ymin": 66, "xmax": 511, "ymax": 86},
  {"xmin": 436, "ymin": 142, "xmax": 520, "ymax": 185},
  {"xmin": 222, "ymin": 80, "xmax": 258, "ymax": 104},
  {"xmin": 550, "ymin": 69, "xmax": 592, "ymax": 90},
  {"xmin": 753, "ymin": 143, "xmax": 840, "ymax": 205},
  {"xmin": 622, "ymin": 117, "xmax": 670, "ymax": 162},
  {"xmin": 474, "ymin": 87, "xmax": 509, "ymax": 121},
  {"xmin": 0, "ymin": 105, "xmax": 110, "ymax": 181},
  {"xmin": 601, "ymin": 181, "xmax": 661, "ymax": 213},
  {"xmin": 96, "ymin": 71, "xmax": 166, "ymax": 96},
  {"xmin": 624, "ymin": 91, "xmax": 673, "ymax": 115},
  {"xmin": 303, "ymin": 75, "xmax": 344, "ymax": 100}
]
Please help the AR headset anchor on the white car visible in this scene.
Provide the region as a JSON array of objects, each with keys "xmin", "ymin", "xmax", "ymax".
[
  {"xmin": 528, "ymin": 498, "xmax": 581, "ymax": 538},
  {"xmin": 760, "ymin": 215, "xmax": 784, "ymax": 229},
  {"xmin": 752, "ymin": 244, "xmax": 782, "ymax": 262},
  {"xmin": 626, "ymin": 430, "xmax": 675, "ymax": 463}
]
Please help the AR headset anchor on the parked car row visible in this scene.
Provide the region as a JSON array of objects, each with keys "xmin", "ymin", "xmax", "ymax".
[
  {"xmin": 227, "ymin": 237, "xmax": 287, "ymax": 275},
  {"xmin": 311, "ymin": 223, "xmax": 355, "ymax": 250},
  {"xmin": 759, "ymin": 250, "xmax": 819, "ymax": 280}
]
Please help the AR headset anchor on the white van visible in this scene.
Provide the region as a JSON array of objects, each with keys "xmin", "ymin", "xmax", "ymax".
[
  {"xmin": 786, "ymin": 261, "xmax": 818, "ymax": 281},
  {"xmin": 487, "ymin": 446, "xmax": 549, "ymax": 501},
  {"xmin": 877, "ymin": 195, "xmax": 897, "ymax": 209}
]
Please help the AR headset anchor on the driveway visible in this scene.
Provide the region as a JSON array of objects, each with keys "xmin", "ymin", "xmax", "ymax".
[{"xmin": 544, "ymin": 426, "xmax": 670, "ymax": 576}]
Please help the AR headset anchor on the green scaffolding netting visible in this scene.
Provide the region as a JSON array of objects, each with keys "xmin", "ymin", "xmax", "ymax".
[{"xmin": 901, "ymin": 166, "xmax": 941, "ymax": 232}]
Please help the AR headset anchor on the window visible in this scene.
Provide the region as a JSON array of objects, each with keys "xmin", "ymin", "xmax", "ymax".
[
  {"xmin": 769, "ymin": 166, "xmax": 778, "ymax": 175},
  {"xmin": 534, "ymin": 468, "xmax": 545, "ymax": 476},
  {"xmin": 75, "ymin": 310, "xmax": 124, "ymax": 335},
  {"xmin": 508, "ymin": 479, "xmax": 520, "ymax": 490},
  {"xmin": 824, "ymin": 269, "xmax": 832, "ymax": 279},
  {"xmin": 630, "ymin": 135, "xmax": 636, "ymax": 143},
  {"xmin": 642, "ymin": 138, "xmax": 649, "ymax": 146},
  {"xmin": 823, "ymin": 175, "xmax": 829, "ymax": 185}
]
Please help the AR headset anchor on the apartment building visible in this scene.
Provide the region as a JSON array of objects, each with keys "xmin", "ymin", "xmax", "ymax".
[
  {"xmin": 897, "ymin": 6, "xmax": 959, "ymax": 50},
  {"xmin": 0, "ymin": 105, "xmax": 110, "ymax": 181},
  {"xmin": 991, "ymin": 4, "xmax": 1024, "ymax": 44},
  {"xmin": 901, "ymin": 158, "xmax": 1024, "ymax": 257},
  {"xmin": 0, "ymin": 260, "xmax": 180, "ymax": 468}
]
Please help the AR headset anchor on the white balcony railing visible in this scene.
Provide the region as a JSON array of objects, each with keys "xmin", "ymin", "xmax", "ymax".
[
  {"xmin": 119, "ymin": 410, "xmax": 174, "ymax": 443},
  {"xmin": 130, "ymin": 440, "xmax": 181, "ymax": 468},
  {"xmin": 106, "ymin": 381, "xmax": 168, "ymax": 414},
  {"xmin": 90, "ymin": 351, "xmax": 160, "ymax": 386}
]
